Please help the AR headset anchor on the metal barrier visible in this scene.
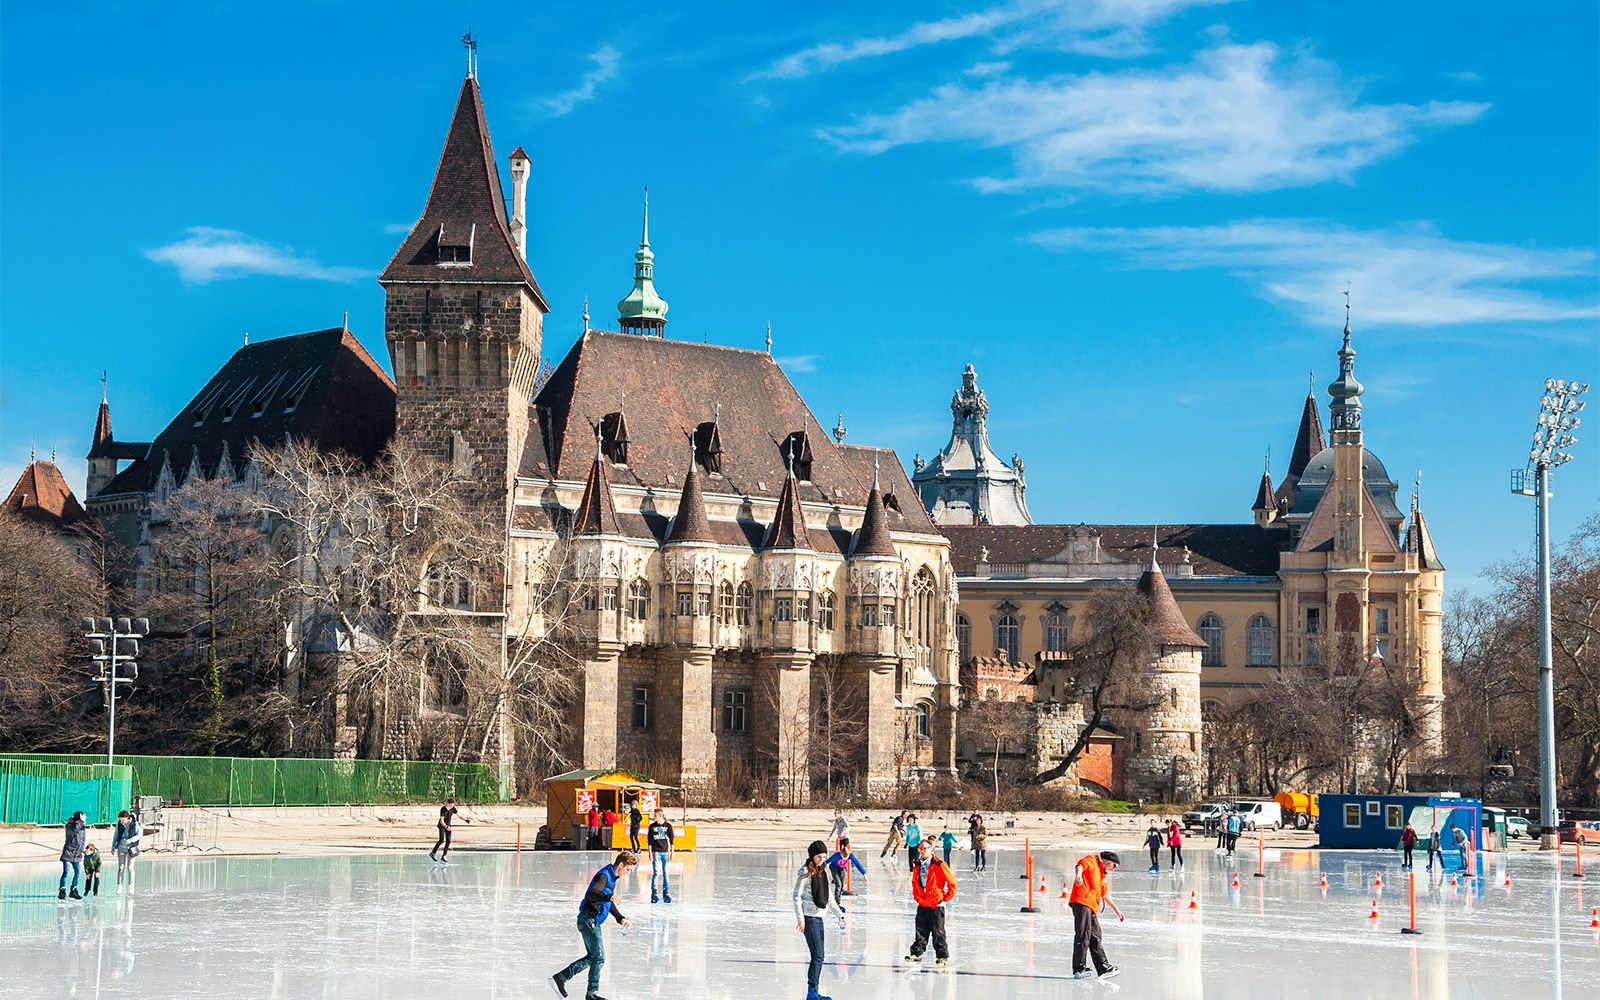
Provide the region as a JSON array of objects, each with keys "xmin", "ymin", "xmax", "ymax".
[{"xmin": 0, "ymin": 754, "xmax": 507, "ymax": 808}]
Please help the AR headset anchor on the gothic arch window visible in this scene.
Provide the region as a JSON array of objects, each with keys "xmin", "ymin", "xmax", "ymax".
[
  {"xmin": 995, "ymin": 614, "xmax": 1019, "ymax": 663},
  {"xmin": 1200, "ymin": 700, "xmax": 1223, "ymax": 721},
  {"xmin": 736, "ymin": 582, "xmax": 754, "ymax": 627},
  {"xmin": 718, "ymin": 582, "xmax": 735, "ymax": 625},
  {"xmin": 915, "ymin": 702, "xmax": 931, "ymax": 739},
  {"xmin": 627, "ymin": 579, "xmax": 650, "ymax": 621},
  {"xmin": 1247, "ymin": 614, "xmax": 1276, "ymax": 666},
  {"xmin": 1197, "ymin": 613, "xmax": 1224, "ymax": 667},
  {"xmin": 956, "ymin": 613, "xmax": 971, "ymax": 664},
  {"xmin": 1044, "ymin": 613, "xmax": 1072, "ymax": 653},
  {"xmin": 818, "ymin": 591, "xmax": 836, "ymax": 631},
  {"xmin": 427, "ymin": 565, "xmax": 472, "ymax": 611},
  {"xmin": 912, "ymin": 568, "xmax": 936, "ymax": 650}
]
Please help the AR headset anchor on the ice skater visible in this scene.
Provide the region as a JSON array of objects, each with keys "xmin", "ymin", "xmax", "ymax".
[
  {"xmin": 826, "ymin": 838, "xmax": 867, "ymax": 898},
  {"xmin": 882, "ymin": 811, "xmax": 906, "ymax": 858},
  {"xmin": 793, "ymin": 839, "xmax": 845, "ymax": 1000},
  {"xmin": 1167, "ymin": 819, "xmax": 1184, "ymax": 870},
  {"xmin": 971, "ymin": 817, "xmax": 988, "ymax": 872},
  {"xmin": 904, "ymin": 838, "xmax": 957, "ymax": 971},
  {"xmin": 59, "ymin": 812, "xmax": 87, "ymax": 901},
  {"xmin": 111, "ymin": 809, "xmax": 141, "ymax": 891},
  {"xmin": 549, "ymin": 850, "xmax": 636, "ymax": 1000},
  {"xmin": 1145, "ymin": 821, "xmax": 1164, "ymax": 871},
  {"xmin": 1400, "ymin": 823, "xmax": 1418, "ymax": 870},
  {"xmin": 647, "ymin": 808, "xmax": 675, "ymax": 903},
  {"xmin": 1426, "ymin": 827, "xmax": 1443, "ymax": 871},
  {"xmin": 83, "ymin": 843, "xmax": 103, "ymax": 896},
  {"xmin": 938, "ymin": 827, "xmax": 958, "ymax": 865},
  {"xmin": 628, "ymin": 800, "xmax": 643, "ymax": 851},
  {"xmin": 903, "ymin": 814, "xmax": 924, "ymax": 872},
  {"xmin": 1225, "ymin": 810, "xmax": 1242, "ymax": 856},
  {"xmin": 1215, "ymin": 809, "xmax": 1230, "ymax": 852},
  {"xmin": 828, "ymin": 808, "xmax": 850, "ymax": 847},
  {"xmin": 430, "ymin": 797, "xmax": 471, "ymax": 863},
  {"xmin": 1070, "ymin": 850, "xmax": 1124, "ymax": 980}
]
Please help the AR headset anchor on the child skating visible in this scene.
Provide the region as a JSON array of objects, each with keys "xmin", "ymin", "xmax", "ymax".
[
  {"xmin": 903, "ymin": 838, "xmax": 957, "ymax": 972},
  {"xmin": 903, "ymin": 814, "xmax": 924, "ymax": 872},
  {"xmin": 972, "ymin": 818, "xmax": 988, "ymax": 872},
  {"xmin": 111, "ymin": 809, "xmax": 141, "ymax": 891},
  {"xmin": 83, "ymin": 843, "xmax": 103, "ymax": 896},
  {"xmin": 549, "ymin": 850, "xmax": 637, "ymax": 1000},
  {"xmin": 1167, "ymin": 820, "xmax": 1184, "ymax": 870},
  {"xmin": 826, "ymin": 838, "xmax": 867, "ymax": 898},
  {"xmin": 938, "ymin": 827, "xmax": 958, "ymax": 865},
  {"xmin": 1145, "ymin": 821, "xmax": 1164, "ymax": 872},
  {"xmin": 431, "ymin": 797, "xmax": 471, "ymax": 863},
  {"xmin": 793, "ymin": 839, "xmax": 845, "ymax": 1000},
  {"xmin": 1070, "ymin": 850, "xmax": 1124, "ymax": 980}
]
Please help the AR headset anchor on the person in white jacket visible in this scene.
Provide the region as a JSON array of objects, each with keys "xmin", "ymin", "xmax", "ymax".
[
  {"xmin": 793, "ymin": 839, "xmax": 845, "ymax": 1000},
  {"xmin": 112, "ymin": 810, "xmax": 141, "ymax": 891}
]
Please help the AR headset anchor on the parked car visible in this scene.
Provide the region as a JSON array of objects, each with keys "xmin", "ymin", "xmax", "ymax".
[
  {"xmin": 1232, "ymin": 800, "xmax": 1284, "ymax": 832},
  {"xmin": 1558, "ymin": 820, "xmax": 1600, "ymax": 845},
  {"xmin": 1182, "ymin": 803, "xmax": 1229, "ymax": 832},
  {"xmin": 1506, "ymin": 815, "xmax": 1532, "ymax": 839}
]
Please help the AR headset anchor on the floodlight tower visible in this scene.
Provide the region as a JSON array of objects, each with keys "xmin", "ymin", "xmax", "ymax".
[
  {"xmin": 1510, "ymin": 378, "xmax": 1588, "ymax": 850},
  {"xmin": 81, "ymin": 617, "xmax": 147, "ymax": 767}
]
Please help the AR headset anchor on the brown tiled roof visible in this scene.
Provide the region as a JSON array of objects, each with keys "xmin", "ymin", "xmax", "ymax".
[
  {"xmin": 97, "ymin": 328, "xmax": 396, "ymax": 497},
  {"xmin": 943, "ymin": 524, "xmax": 1281, "ymax": 577},
  {"xmin": 378, "ymin": 77, "xmax": 549, "ymax": 309},
  {"xmin": 1252, "ymin": 471, "xmax": 1273, "ymax": 511},
  {"xmin": 90, "ymin": 400, "xmax": 112, "ymax": 456},
  {"xmin": 837, "ymin": 444, "xmax": 940, "ymax": 536},
  {"xmin": 524, "ymin": 332, "xmax": 932, "ymax": 523},
  {"xmin": 1287, "ymin": 392, "xmax": 1326, "ymax": 481},
  {"xmin": 665, "ymin": 465, "xmax": 714, "ymax": 544},
  {"xmin": 573, "ymin": 456, "xmax": 623, "ymax": 536},
  {"xmin": 765, "ymin": 473, "xmax": 813, "ymax": 550},
  {"xmin": 1404, "ymin": 507, "xmax": 1445, "ymax": 570},
  {"xmin": 1137, "ymin": 564, "xmax": 1207, "ymax": 647},
  {"xmin": 4, "ymin": 461, "xmax": 87, "ymax": 530},
  {"xmin": 853, "ymin": 486, "xmax": 896, "ymax": 556}
]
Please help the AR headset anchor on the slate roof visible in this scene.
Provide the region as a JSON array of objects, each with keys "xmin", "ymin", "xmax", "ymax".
[
  {"xmin": 87, "ymin": 399, "xmax": 150, "ymax": 462},
  {"xmin": 97, "ymin": 328, "xmax": 396, "ymax": 497},
  {"xmin": 838, "ymin": 444, "xmax": 940, "ymax": 536},
  {"xmin": 1287, "ymin": 392, "xmax": 1326, "ymax": 481},
  {"xmin": 665, "ymin": 465, "xmax": 714, "ymax": 544},
  {"xmin": 1137, "ymin": 564, "xmax": 1208, "ymax": 647},
  {"xmin": 765, "ymin": 472, "xmax": 813, "ymax": 550},
  {"xmin": 573, "ymin": 455, "xmax": 623, "ymax": 537},
  {"xmin": 4, "ymin": 460, "xmax": 87, "ymax": 530},
  {"xmin": 853, "ymin": 486, "xmax": 896, "ymax": 556},
  {"xmin": 379, "ymin": 76, "xmax": 549, "ymax": 309},
  {"xmin": 943, "ymin": 524, "xmax": 1281, "ymax": 577}
]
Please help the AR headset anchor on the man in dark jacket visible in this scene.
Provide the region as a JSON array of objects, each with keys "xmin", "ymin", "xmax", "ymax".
[
  {"xmin": 646, "ymin": 809, "xmax": 675, "ymax": 903},
  {"xmin": 59, "ymin": 812, "xmax": 87, "ymax": 900},
  {"xmin": 550, "ymin": 851, "xmax": 637, "ymax": 1000}
]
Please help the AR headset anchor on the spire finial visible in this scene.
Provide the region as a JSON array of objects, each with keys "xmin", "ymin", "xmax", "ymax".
[
  {"xmin": 1343, "ymin": 283, "xmax": 1351, "ymax": 338},
  {"xmin": 1264, "ymin": 446, "xmax": 1271, "ymax": 475},
  {"xmin": 594, "ymin": 420, "xmax": 604, "ymax": 463},
  {"xmin": 462, "ymin": 30, "xmax": 478, "ymax": 79},
  {"xmin": 765, "ymin": 321, "xmax": 772, "ymax": 354},
  {"xmin": 833, "ymin": 413, "xmax": 847, "ymax": 444},
  {"xmin": 51, "ymin": 440, "xmax": 57, "ymax": 463},
  {"xmin": 641, "ymin": 186, "xmax": 650, "ymax": 246},
  {"xmin": 1307, "ymin": 370, "xmax": 1315, "ymax": 396},
  {"xmin": 244, "ymin": 330, "xmax": 250, "ymax": 345},
  {"xmin": 714, "ymin": 402, "xmax": 722, "ymax": 423},
  {"xmin": 342, "ymin": 311, "xmax": 348, "ymax": 333},
  {"xmin": 1413, "ymin": 466, "xmax": 1422, "ymax": 511},
  {"xmin": 687, "ymin": 425, "xmax": 697, "ymax": 471},
  {"xmin": 873, "ymin": 454, "xmax": 880, "ymax": 491},
  {"xmin": 1149, "ymin": 526, "xmax": 1160, "ymax": 572},
  {"xmin": 583, "ymin": 296, "xmax": 590, "ymax": 334},
  {"xmin": 100, "ymin": 370, "xmax": 108, "ymax": 403},
  {"xmin": 786, "ymin": 446, "xmax": 795, "ymax": 480}
]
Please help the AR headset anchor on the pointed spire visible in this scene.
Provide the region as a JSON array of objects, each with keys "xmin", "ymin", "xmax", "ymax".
[
  {"xmin": 618, "ymin": 186, "xmax": 669, "ymax": 336},
  {"xmin": 854, "ymin": 457, "xmax": 896, "ymax": 558},
  {"xmin": 1403, "ymin": 505, "xmax": 1446, "ymax": 571},
  {"xmin": 765, "ymin": 321, "xmax": 772, "ymax": 354},
  {"xmin": 1137, "ymin": 554, "xmax": 1207, "ymax": 648},
  {"xmin": 765, "ymin": 462, "xmax": 813, "ymax": 550},
  {"xmin": 573, "ymin": 428, "xmax": 622, "ymax": 537},
  {"xmin": 1328, "ymin": 293, "xmax": 1364, "ymax": 432},
  {"xmin": 667, "ymin": 431, "xmax": 714, "ymax": 544},
  {"xmin": 1252, "ymin": 451, "xmax": 1274, "ymax": 512},
  {"xmin": 1286, "ymin": 381, "xmax": 1326, "ymax": 481},
  {"xmin": 89, "ymin": 390, "xmax": 114, "ymax": 458}
]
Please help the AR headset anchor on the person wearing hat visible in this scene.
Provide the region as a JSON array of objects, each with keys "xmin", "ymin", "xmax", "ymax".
[
  {"xmin": 59, "ymin": 811, "xmax": 87, "ymax": 901},
  {"xmin": 1069, "ymin": 850, "xmax": 1124, "ymax": 980},
  {"xmin": 793, "ymin": 839, "xmax": 845, "ymax": 1000}
]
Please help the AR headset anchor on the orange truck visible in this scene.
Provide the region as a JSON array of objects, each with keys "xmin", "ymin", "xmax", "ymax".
[{"xmin": 1273, "ymin": 790, "xmax": 1320, "ymax": 830}]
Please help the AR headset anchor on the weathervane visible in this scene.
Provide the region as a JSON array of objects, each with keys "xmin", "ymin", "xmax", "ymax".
[
  {"xmin": 100, "ymin": 370, "xmax": 108, "ymax": 403},
  {"xmin": 463, "ymin": 31, "xmax": 478, "ymax": 79}
]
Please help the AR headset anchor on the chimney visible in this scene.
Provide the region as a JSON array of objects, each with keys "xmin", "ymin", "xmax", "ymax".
[{"xmin": 508, "ymin": 147, "xmax": 530, "ymax": 261}]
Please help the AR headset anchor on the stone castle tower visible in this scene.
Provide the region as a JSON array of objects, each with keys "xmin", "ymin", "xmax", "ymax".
[{"xmin": 1120, "ymin": 549, "xmax": 1205, "ymax": 803}]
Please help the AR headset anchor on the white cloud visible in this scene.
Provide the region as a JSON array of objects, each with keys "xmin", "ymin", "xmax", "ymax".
[
  {"xmin": 751, "ymin": 0, "xmax": 1233, "ymax": 80},
  {"xmin": 1032, "ymin": 219, "xmax": 1600, "ymax": 327},
  {"xmin": 384, "ymin": 221, "xmax": 416, "ymax": 235},
  {"xmin": 776, "ymin": 354, "xmax": 823, "ymax": 373},
  {"xmin": 820, "ymin": 42, "xmax": 1486, "ymax": 195},
  {"xmin": 144, "ymin": 227, "xmax": 366, "ymax": 284},
  {"xmin": 543, "ymin": 46, "xmax": 621, "ymax": 116}
]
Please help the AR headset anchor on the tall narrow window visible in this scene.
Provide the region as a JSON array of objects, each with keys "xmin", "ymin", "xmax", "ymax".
[
  {"xmin": 995, "ymin": 614, "xmax": 1019, "ymax": 663},
  {"xmin": 718, "ymin": 582, "xmax": 734, "ymax": 624},
  {"xmin": 627, "ymin": 580, "xmax": 650, "ymax": 621},
  {"xmin": 736, "ymin": 583, "xmax": 754, "ymax": 626},
  {"xmin": 880, "ymin": 598, "xmax": 897, "ymax": 629},
  {"xmin": 774, "ymin": 597, "xmax": 793, "ymax": 622},
  {"xmin": 1305, "ymin": 607, "xmax": 1322, "ymax": 635},
  {"xmin": 956, "ymin": 613, "xmax": 971, "ymax": 663},
  {"xmin": 1374, "ymin": 607, "xmax": 1391, "ymax": 635},
  {"xmin": 1198, "ymin": 614, "xmax": 1224, "ymax": 666},
  {"xmin": 797, "ymin": 595, "xmax": 812, "ymax": 622},
  {"xmin": 915, "ymin": 702, "xmax": 931, "ymax": 738},
  {"xmin": 1044, "ymin": 614, "xmax": 1071, "ymax": 653},
  {"xmin": 818, "ymin": 592, "xmax": 836, "ymax": 631},
  {"xmin": 1247, "ymin": 615, "xmax": 1276, "ymax": 666},
  {"xmin": 722, "ymin": 689, "xmax": 749, "ymax": 734},
  {"xmin": 632, "ymin": 687, "xmax": 652, "ymax": 730},
  {"xmin": 675, "ymin": 590, "xmax": 694, "ymax": 617}
]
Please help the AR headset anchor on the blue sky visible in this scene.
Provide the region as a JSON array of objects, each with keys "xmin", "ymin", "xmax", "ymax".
[{"xmin": 1, "ymin": 1, "xmax": 1595, "ymax": 596}]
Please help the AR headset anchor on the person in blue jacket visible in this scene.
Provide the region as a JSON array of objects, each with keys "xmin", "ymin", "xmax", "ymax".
[
  {"xmin": 826, "ymin": 838, "xmax": 867, "ymax": 899},
  {"xmin": 549, "ymin": 850, "xmax": 637, "ymax": 1000},
  {"xmin": 903, "ymin": 814, "xmax": 924, "ymax": 872}
]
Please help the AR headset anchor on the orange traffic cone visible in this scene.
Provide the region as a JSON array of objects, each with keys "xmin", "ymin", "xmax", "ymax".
[
  {"xmin": 1589, "ymin": 908, "xmax": 1598, "ymax": 929},
  {"xmin": 1060, "ymin": 881, "xmax": 1069, "ymax": 899},
  {"xmin": 1374, "ymin": 872, "xmax": 1383, "ymax": 888},
  {"xmin": 1040, "ymin": 877, "xmax": 1048, "ymax": 894},
  {"xmin": 1368, "ymin": 900, "xmax": 1380, "ymax": 920},
  {"xmin": 1188, "ymin": 891, "xmax": 1199, "ymax": 909},
  {"xmin": 1318, "ymin": 872, "xmax": 1328, "ymax": 889},
  {"xmin": 1504, "ymin": 872, "xmax": 1513, "ymax": 888},
  {"xmin": 1231, "ymin": 872, "xmax": 1241, "ymax": 889},
  {"xmin": 1449, "ymin": 874, "xmax": 1459, "ymax": 888}
]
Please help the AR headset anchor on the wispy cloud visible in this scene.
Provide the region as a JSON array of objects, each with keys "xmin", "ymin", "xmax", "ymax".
[
  {"xmin": 776, "ymin": 354, "xmax": 823, "ymax": 373},
  {"xmin": 750, "ymin": 0, "xmax": 1233, "ymax": 80},
  {"xmin": 1032, "ymin": 219, "xmax": 1600, "ymax": 327},
  {"xmin": 820, "ymin": 42, "xmax": 1486, "ymax": 195},
  {"xmin": 384, "ymin": 221, "xmax": 416, "ymax": 235},
  {"xmin": 543, "ymin": 46, "xmax": 621, "ymax": 116},
  {"xmin": 144, "ymin": 227, "xmax": 366, "ymax": 284}
]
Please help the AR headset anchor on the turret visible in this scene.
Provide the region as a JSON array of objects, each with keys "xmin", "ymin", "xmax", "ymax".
[{"xmin": 617, "ymin": 188, "xmax": 669, "ymax": 337}]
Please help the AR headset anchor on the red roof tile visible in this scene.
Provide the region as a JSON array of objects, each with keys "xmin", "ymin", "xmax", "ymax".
[
  {"xmin": 4, "ymin": 460, "xmax": 87, "ymax": 529},
  {"xmin": 1137, "ymin": 564, "xmax": 1207, "ymax": 647}
]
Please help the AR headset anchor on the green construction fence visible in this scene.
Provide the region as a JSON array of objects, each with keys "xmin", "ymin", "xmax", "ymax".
[
  {"xmin": 0, "ymin": 758, "xmax": 133, "ymax": 826},
  {"xmin": 0, "ymin": 754, "xmax": 509, "ymax": 813}
]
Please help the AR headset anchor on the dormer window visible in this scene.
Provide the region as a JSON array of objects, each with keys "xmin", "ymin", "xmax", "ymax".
[
  {"xmin": 282, "ymin": 367, "xmax": 319, "ymax": 414},
  {"xmin": 781, "ymin": 430, "xmax": 813, "ymax": 481},
  {"xmin": 695, "ymin": 420, "xmax": 723, "ymax": 474},
  {"xmin": 436, "ymin": 223, "xmax": 475, "ymax": 265},
  {"xmin": 600, "ymin": 411, "xmax": 629, "ymax": 465},
  {"xmin": 189, "ymin": 381, "xmax": 228, "ymax": 426}
]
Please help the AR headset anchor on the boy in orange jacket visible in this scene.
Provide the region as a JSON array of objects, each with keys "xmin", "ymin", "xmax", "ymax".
[
  {"xmin": 903, "ymin": 838, "xmax": 958, "ymax": 971},
  {"xmin": 1070, "ymin": 850, "xmax": 1125, "ymax": 980}
]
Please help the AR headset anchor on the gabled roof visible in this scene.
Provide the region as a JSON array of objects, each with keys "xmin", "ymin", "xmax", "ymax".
[
  {"xmin": 1403, "ymin": 507, "xmax": 1445, "ymax": 570},
  {"xmin": 765, "ymin": 472, "xmax": 813, "ymax": 550},
  {"xmin": 96, "ymin": 328, "xmax": 396, "ymax": 497},
  {"xmin": 573, "ymin": 455, "xmax": 623, "ymax": 537},
  {"xmin": 4, "ymin": 460, "xmax": 87, "ymax": 530},
  {"xmin": 379, "ymin": 76, "xmax": 548, "ymax": 308},
  {"xmin": 1294, "ymin": 482, "xmax": 1400, "ymax": 555},
  {"xmin": 665, "ymin": 465, "xmax": 714, "ymax": 544},
  {"xmin": 943, "ymin": 523, "xmax": 1281, "ymax": 577},
  {"xmin": 1137, "ymin": 562, "xmax": 1207, "ymax": 648}
]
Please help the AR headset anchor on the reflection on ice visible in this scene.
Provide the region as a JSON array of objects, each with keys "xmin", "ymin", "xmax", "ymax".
[{"xmin": 0, "ymin": 846, "xmax": 1594, "ymax": 999}]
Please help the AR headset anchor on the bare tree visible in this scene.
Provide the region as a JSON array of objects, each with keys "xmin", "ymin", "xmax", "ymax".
[
  {"xmin": 961, "ymin": 694, "xmax": 1032, "ymax": 809},
  {"xmin": 810, "ymin": 656, "xmax": 867, "ymax": 801}
]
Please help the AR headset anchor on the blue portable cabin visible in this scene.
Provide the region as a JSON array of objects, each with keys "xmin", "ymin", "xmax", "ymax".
[{"xmin": 1318, "ymin": 793, "xmax": 1482, "ymax": 865}]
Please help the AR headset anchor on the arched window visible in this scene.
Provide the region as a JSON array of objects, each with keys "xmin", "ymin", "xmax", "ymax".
[
  {"xmin": 956, "ymin": 613, "xmax": 971, "ymax": 663},
  {"xmin": 427, "ymin": 566, "xmax": 472, "ymax": 611},
  {"xmin": 626, "ymin": 579, "xmax": 650, "ymax": 621},
  {"xmin": 995, "ymin": 614, "xmax": 1019, "ymax": 663},
  {"xmin": 736, "ymin": 582, "xmax": 754, "ymax": 627},
  {"xmin": 1197, "ymin": 613, "xmax": 1224, "ymax": 666},
  {"xmin": 912, "ymin": 568, "xmax": 935, "ymax": 647},
  {"xmin": 718, "ymin": 582, "xmax": 734, "ymax": 624},
  {"xmin": 1044, "ymin": 613, "xmax": 1071, "ymax": 652},
  {"xmin": 1201, "ymin": 699, "xmax": 1223, "ymax": 721},
  {"xmin": 915, "ymin": 702, "xmax": 931, "ymax": 738},
  {"xmin": 1247, "ymin": 615, "xmax": 1276, "ymax": 666},
  {"xmin": 818, "ymin": 591, "xmax": 836, "ymax": 631}
]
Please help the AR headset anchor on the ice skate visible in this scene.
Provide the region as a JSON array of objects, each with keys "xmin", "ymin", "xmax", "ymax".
[
  {"xmin": 58, "ymin": 888, "xmax": 66, "ymax": 900},
  {"xmin": 935, "ymin": 958, "xmax": 950, "ymax": 973},
  {"xmin": 651, "ymin": 892, "xmax": 660, "ymax": 903},
  {"xmin": 547, "ymin": 973, "xmax": 569, "ymax": 998},
  {"xmin": 69, "ymin": 889, "xmax": 82, "ymax": 900},
  {"xmin": 1073, "ymin": 970, "xmax": 1094, "ymax": 979},
  {"xmin": 1100, "ymin": 967, "xmax": 1121, "ymax": 981},
  {"xmin": 663, "ymin": 892, "xmax": 672, "ymax": 903}
]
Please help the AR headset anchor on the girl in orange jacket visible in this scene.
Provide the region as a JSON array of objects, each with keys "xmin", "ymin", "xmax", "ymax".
[{"xmin": 904, "ymin": 839, "xmax": 957, "ymax": 971}]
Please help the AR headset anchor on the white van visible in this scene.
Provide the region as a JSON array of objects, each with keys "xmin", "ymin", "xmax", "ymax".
[{"xmin": 1232, "ymin": 800, "xmax": 1283, "ymax": 831}]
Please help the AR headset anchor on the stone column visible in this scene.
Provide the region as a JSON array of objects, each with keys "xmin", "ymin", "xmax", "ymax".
[
  {"xmin": 661, "ymin": 649, "xmax": 716, "ymax": 802},
  {"xmin": 758, "ymin": 652, "xmax": 812, "ymax": 805},
  {"xmin": 854, "ymin": 655, "xmax": 899, "ymax": 798},
  {"xmin": 931, "ymin": 678, "xmax": 960, "ymax": 775},
  {"xmin": 576, "ymin": 642, "xmax": 622, "ymax": 768}
]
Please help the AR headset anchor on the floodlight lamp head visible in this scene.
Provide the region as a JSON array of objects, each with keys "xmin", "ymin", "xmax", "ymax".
[
  {"xmin": 133, "ymin": 618, "xmax": 150, "ymax": 636},
  {"xmin": 80, "ymin": 617, "xmax": 94, "ymax": 633},
  {"xmin": 115, "ymin": 617, "xmax": 131, "ymax": 633},
  {"xmin": 1546, "ymin": 378, "xmax": 1561, "ymax": 391}
]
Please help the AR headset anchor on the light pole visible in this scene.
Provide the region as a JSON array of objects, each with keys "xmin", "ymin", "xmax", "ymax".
[
  {"xmin": 81, "ymin": 616, "xmax": 148, "ymax": 767},
  {"xmin": 1510, "ymin": 378, "xmax": 1587, "ymax": 850}
]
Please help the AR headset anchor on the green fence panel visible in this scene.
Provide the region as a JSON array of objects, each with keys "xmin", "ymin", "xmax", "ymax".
[{"xmin": 0, "ymin": 759, "xmax": 133, "ymax": 825}]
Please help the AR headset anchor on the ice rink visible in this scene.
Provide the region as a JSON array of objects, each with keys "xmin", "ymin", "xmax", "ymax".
[{"xmin": 2, "ymin": 839, "xmax": 1595, "ymax": 999}]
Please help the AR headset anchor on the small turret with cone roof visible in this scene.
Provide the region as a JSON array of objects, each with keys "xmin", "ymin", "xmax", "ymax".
[
  {"xmin": 666, "ymin": 431, "xmax": 715, "ymax": 545},
  {"xmin": 765, "ymin": 450, "xmax": 813, "ymax": 551},
  {"xmin": 1136, "ymin": 533, "xmax": 1207, "ymax": 649},
  {"xmin": 572, "ymin": 425, "xmax": 623, "ymax": 537},
  {"xmin": 853, "ymin": 456, "xmax": 897, "ymax": 558}
]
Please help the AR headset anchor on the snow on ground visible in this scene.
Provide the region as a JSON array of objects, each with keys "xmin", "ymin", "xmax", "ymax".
[{"xmin": 1, "ymin": 842, "xmax": 1594, "ymax": 998}]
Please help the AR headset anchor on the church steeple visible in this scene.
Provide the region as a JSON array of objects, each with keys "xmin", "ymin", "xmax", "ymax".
[
  {"xmin": 617, "ymin": 187, "xmax": 669, "ymax": 337},
  {"xmin": 1328, "ymin": 303, "xmax": 1363, "ymax": 434}
]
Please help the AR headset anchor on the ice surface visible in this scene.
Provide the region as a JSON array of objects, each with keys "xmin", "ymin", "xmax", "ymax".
[{"xmin": 1, "ymin": 840, "xmax": 1596, "ymax": 999}]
